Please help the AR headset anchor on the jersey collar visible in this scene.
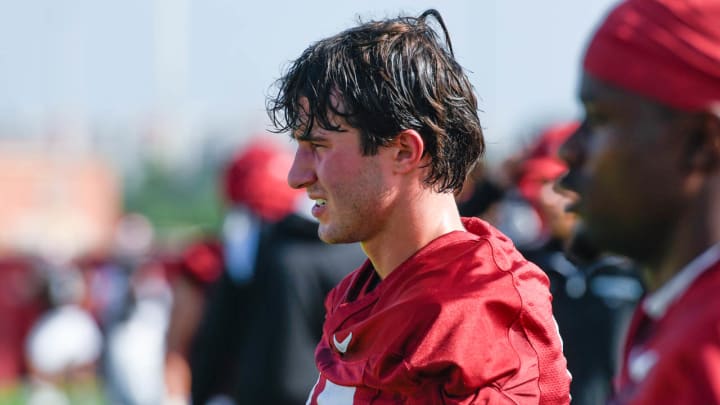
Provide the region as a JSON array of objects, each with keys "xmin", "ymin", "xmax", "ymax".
[{"xmin": 643, "ymin": 242, "xmax": 720, "ymax": 320}]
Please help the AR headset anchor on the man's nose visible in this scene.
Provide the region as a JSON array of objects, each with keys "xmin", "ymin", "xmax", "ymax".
[{"xmin": 287, "ymin": 147, "xmax": 316, "ymax": 189}]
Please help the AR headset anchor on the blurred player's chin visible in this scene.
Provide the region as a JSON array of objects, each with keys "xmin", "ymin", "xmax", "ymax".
[{"xmin": 566, "ymin": 222, "xmax": 603, "ymax": 264}]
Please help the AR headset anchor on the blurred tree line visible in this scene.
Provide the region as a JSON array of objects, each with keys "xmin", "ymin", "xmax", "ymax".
[{"xmin": 123, "ymin": 159, "xmax": 224, "ymax": 247}]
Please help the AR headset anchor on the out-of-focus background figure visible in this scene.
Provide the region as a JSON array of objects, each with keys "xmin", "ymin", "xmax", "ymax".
[
  {"xmin": 164, "ymin": 138, "xmax": 366, "ymax": 405},
  {"xmin": 497, "ymin": 122, "xmax": 580, "ymax": 250},
  {"xmin": 24, "ymin": 262, "xmax": 103, "ymax": 405},
  {"xmin": 559, "ymin": 0, "xmax": 720, "ymax": 403},
  {"xmin": 480, "ymin": 121, "xmax": 644, "ymax": 404},
  {"xmin": 162, "ymin": 137, "xmax": 303, "ymax": 404}
]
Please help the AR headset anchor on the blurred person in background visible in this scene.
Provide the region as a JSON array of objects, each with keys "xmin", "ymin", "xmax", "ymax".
[
  {"xmin": 164, "ymin": 137, "xmax": 295, "ymax": 404},
  {"xmin": 104, "ymin": 256, "xmax": 173, "ymax": 405},
  {"xmin": 24, "ymin": 261, "xmax": 104, "ymax": 405},
  {"xmin": 559, "ymin": 0, "xmax": 720, "ymax": 403},
  {"xmin": 161, "ymin": 137, "xmax": 364, "ymax": 405},
  {"xmin": 189, "ymin": 196, "xmax": 366, "ymax": 405},
  {"xmin": 495, "ymin": 121, "xmax": 643, "ymax": 404},
  {"xmin": 75, "ymin": 212, "xmax": 157, "ymax": 340},
  {"xmin": 455, "ymin": 160, "xmax": 508, "ymax": 222},
  {"xmin": 495, "ymin": 122, "xmax": 580, "ymax": 250},
  {"xmin": 268, "ymin": 9, "xmax": 570, "ymax": 403},
  {"xmin": 163, "ymin": 237, "xmax": 223, "ymax": 405},
  {"xmin": 72, "ymin": 211, "xmax": 168, "ymax": 405}
]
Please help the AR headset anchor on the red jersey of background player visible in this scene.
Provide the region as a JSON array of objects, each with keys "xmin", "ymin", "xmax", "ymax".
[
  {"xmin": 306, "ymin": 217, "xmax": 571, "ymax": 404},
  {"xmin": 611, "ymin": 246, "xmax": 720, "ymax": 404}
]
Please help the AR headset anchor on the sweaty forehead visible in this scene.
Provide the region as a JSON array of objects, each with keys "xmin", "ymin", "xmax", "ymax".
[
  {"xmin": 295, "ymin": 95, "xmax": 350, "ymax": 132},
  {"xmin": 290, "ymin": 97, "xmax": 316, "ymax": 140},
  {"xmin": 297, "ymin": 96, "xmax": 311, "ymax": 120},
  {"xmin": 297, "ymin": 91, "xmax": 347, "ymax": 114}
]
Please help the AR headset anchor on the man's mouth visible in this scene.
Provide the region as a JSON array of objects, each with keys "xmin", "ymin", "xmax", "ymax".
[
  {"xmin": 554, "ymin": 176, "xmax": 580, "ymax": 214},
  {"xmin": 314, "ymin": 199, "xmax": 327, "ymax": 207}
]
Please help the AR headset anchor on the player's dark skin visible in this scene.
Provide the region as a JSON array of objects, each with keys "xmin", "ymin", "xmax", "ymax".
[{"xmin": 559, "ymin": 73, "xmax": 720, "ymax": 292}]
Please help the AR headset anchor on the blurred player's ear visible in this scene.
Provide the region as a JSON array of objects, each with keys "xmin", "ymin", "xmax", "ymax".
[
  {"xmin": 704, "ymin": 112, "xmax": 720, "ymax": 172},
  {"xmin": 390, "ymin": 129, "xmax": 425, "ymax": 174},
  {"xmin": 686, "ymin": 111, "xmax": 720, "ymax": 174}
]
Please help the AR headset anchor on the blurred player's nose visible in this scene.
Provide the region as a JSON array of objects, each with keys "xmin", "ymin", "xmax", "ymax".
[{"xmin": 558, "ymin": 124, "xmax": 584, "ymax": 169}]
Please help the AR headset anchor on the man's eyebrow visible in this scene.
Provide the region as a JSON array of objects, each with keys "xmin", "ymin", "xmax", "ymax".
[{"xmin": 293, "ymin": 130, "xmax": 327, "ymax": 142}]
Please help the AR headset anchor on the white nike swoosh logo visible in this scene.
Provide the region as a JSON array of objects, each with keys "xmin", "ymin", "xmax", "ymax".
[{"xmin": 332, "ymin": 332, "xmax": 352, "ymax": 353}]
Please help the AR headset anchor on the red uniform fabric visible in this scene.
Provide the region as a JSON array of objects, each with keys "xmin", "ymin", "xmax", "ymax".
[
  {"xmin": 583, "ymin": 0, "xmax": 720, "ymax": 112},
  {"xmin": 0, "ymin": 257, "xmax": 45, "ymax": 384},
  {"xmin": 611, "ymin": 257, "xmax": 720, "ymax": 404},
  {"xmin": 307, "ymin": 217, "xmax": 570, "ymax": 404}
]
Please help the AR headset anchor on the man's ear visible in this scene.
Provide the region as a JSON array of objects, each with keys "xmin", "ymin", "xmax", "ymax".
[
  {"xmin": 686, "ymin": 111, "xmax": 720, "ymax": 174},
  {"xmin": 390, "ymin": 129, "xmax": 425, "ymax": 174}
]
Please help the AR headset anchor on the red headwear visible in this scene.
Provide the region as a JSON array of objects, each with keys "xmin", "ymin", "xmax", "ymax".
[
  {"xmin": 222, "ymin": 137, "xmax": 301, "ymax": 222},
  {"xmin": 517, "ymin": 121, "xmax": 579, "ymax": 205},
  {"xmin": 584, "ymin": 0, "xmax": 720, "ymax": 111}
]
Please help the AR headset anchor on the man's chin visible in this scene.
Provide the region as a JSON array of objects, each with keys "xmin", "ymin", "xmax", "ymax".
[
  {"xmin": 318, "ymin": 226, "xmax": 358, "ymax": 245},
  {"xmin": 318, "ymin": 226, "xmax": 341, "ymax": 244}
]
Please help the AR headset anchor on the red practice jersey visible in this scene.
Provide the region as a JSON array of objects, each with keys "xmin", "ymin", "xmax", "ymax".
[
  {"xmin": 306, "ymin": 217, "xmax": 571, "ymax": 404},
  {"xmin": 611, "ymin": 246, "xmax": 720, "ymax": 404}
]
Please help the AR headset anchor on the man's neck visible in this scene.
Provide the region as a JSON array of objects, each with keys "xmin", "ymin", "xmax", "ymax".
[
  {"xmin": 645, "ymin": 190, "xmax": 720, "ymax": 292},
  {"xmin": 361, "ymin": 192, "xmax": 465, "ymax": 279}
]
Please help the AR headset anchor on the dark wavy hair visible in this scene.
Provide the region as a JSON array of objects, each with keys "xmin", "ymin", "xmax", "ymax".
[{"xmin": 267, "ymin": 9, "xmax": 484, "ymax": 193}]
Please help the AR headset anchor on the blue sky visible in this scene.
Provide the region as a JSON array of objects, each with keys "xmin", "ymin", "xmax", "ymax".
[{"xmin": 0, "ymin": 0, "xmax": 619, "ymax": 158}]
